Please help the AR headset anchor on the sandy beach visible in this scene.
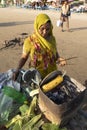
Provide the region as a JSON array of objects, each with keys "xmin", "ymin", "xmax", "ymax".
[{"xmin": 0, "ymin": 7, "xmax": 87, "ymax": 85}]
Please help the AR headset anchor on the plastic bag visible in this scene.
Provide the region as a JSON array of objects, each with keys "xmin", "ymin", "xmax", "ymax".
[
  {"xmin": 57, "ymin": 19, "xmax": 62, "ymax": 27},
  {"xmin": 0, "ymin": 69, "xmax": 21, "ymax": 124},
  {"xmin": 0, "ymin": 86, "xmax": 25, "ymax": 124},
  {"xmin": 0, "ymin": 93, "xmax": 13, "ymax": 124},
  {"xmin": 0, "ymin": 69, "xmax": 20, "ymax": 91}
]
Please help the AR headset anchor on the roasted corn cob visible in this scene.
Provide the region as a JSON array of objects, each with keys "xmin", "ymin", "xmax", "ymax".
[{"xmin": 42, "ymin": 75, "xmax": 63, "ymax": 92}]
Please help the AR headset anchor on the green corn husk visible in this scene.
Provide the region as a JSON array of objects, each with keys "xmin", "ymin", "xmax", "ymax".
[
  {"xmin": 32, "ymin": 119, "xmax": 44, "ymax": 130},
  {"xmin": 13, "ymin": 120, "xmax": 22, "ymax": 130},
  {"xmin": 6, "ymin": 115, "xmax": 22, "ymax": 128},
  {"xmin": 5, "ymin": 96, "xmax": 39, "ymax": 129},
  {"xmin": 22, "ymin": 114, "xmax": 42, "ymax": 130},
  {"xmin": 42, "ymin": 123, "xmax": 67, "ymax": 130}
]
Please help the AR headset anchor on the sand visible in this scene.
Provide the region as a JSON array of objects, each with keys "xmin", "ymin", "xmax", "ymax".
[{"xmin": 0, "ymin": 7, "xmax": 87, "ymax": 85}]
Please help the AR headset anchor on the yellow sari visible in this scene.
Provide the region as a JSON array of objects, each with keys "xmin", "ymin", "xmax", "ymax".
[{"xmin": 23, "ymin": 13, "xmax": 58, "ymax": 78}]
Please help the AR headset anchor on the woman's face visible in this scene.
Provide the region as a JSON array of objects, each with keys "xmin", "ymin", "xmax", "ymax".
[
  {"xmin": 38, "ymin": 21, "xmax": 51, "ymax": 39},
  {"xmin": 64, "ymin": 1, "xmax": 68, "ymax": 4}
]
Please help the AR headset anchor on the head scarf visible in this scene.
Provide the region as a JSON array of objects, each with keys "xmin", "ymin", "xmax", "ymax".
[{"xmin": 34, "ymin": 13, "xmax": 57, "ymax": 55}]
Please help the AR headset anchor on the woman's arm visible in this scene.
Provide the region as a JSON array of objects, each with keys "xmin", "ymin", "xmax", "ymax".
[
  {"xmin": 65, "ymin": 4, "xmax": 70, "ymax": 14},
  {"xmin": 13, "ymin": 53, "xmax": 29, "ymax": 80},
  {"xmin": 16, "ymin": 53, "xmax": 28, "ymax": 71}
]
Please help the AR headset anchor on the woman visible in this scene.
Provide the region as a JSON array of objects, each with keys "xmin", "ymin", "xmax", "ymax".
[
  {"xmin": 13, "ymin": 13, "xmax": 66, "ymax": 80},
  {"xmin": 60, "ymin": 0, "xmax": 70, "ymax": 32}
]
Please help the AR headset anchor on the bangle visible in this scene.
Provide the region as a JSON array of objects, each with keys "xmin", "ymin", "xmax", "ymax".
[{"xmin": 14, "ymin": 69, "xmax": 19, "ymax": 73}]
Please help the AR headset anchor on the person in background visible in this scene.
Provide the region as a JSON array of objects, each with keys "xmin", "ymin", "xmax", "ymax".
[
  {"xmin": 13, "ymin": 13, "xmax": 66, "ymax": 80},
  {"xmin": 60, "ymin": 0, "xmax": 71, "ymax": 32}
]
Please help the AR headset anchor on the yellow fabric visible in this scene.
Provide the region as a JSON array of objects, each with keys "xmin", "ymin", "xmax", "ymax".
[
  {"xmin": 34, "ymin": 13, "xmax": 57, "ymax": 55},
  {"xmin": 23, "ymin": 13, "xmax": 58, "ymax": 78}
]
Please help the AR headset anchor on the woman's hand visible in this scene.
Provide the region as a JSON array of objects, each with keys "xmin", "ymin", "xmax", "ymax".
[
  {"xmin": 57, "ymin": 57, "xmax": 67, "ymax": 66},
  {"xmin": 12, "ymin": 55, "xmax": 28, "ymax": 81}
]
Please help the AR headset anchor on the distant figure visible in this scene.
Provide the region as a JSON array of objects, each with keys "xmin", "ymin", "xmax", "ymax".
[{"xmin": 60, "ymin": 0, "xmax": 71, "ymax": 32}]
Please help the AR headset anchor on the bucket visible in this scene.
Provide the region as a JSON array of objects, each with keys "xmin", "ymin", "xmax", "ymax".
[{"xmin": 38, "ymin": 70, "xmax": 86, "ymax": 126}]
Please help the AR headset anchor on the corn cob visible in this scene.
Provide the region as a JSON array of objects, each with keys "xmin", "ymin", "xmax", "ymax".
[{"xmin": 42, "ymin": 75, "xmax": 63, "ymax": 92}]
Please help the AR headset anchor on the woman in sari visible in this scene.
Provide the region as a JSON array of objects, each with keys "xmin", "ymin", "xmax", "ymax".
[{"xmin": 13, "ymin": 13, "xmax": 66, "ymax": 80}]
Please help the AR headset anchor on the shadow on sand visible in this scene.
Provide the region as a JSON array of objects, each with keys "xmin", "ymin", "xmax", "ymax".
[
  {"xmin": 0, "ymin": 21, "xmax": 33, "ymax": 27},
  {"xmin": 70, "ymin": 27, "xmax": 87, "ymax": 31}
]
